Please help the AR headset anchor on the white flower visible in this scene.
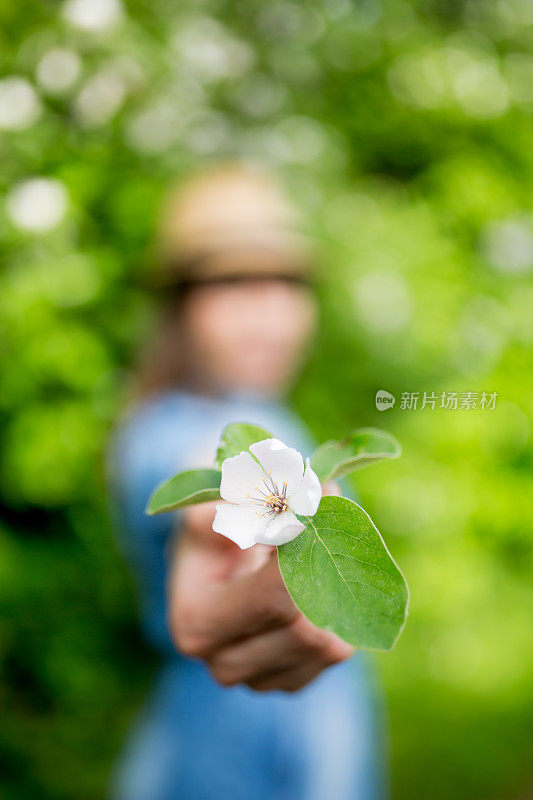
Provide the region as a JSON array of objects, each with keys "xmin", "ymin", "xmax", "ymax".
[{"xmin": 213, "ymin": 438, "xmax": 321, "ymax": 549}]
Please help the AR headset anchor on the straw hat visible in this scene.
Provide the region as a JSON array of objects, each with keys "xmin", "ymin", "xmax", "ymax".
[{"xmin": 154, "ymin": 161, "xmax": 313, "ymax": 286}]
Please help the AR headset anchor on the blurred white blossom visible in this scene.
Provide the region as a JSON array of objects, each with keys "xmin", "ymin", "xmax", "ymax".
[
  {"xmin": 388, "ymin": 34, "xmax": 509, "ymax": 119},
  {"xmin": 6, "ymin": 178, "xmax": 68, "ymax": 233},
  {"xmin": 271, "ymin": 115, "xmax": 326, "ymax": 163},
  {"xmin": 172, "ymin": 18, "xmax": 254, "ymax": 83},
  {"xmin": 74, "ymin": 69, "xmax": 126, "ymax": 126},
  {"xmin": 234, "ymin": 73, "xmax": 287, "ymax": 118},
  {"xmin": 0, "ymin": 77, "xmax": 41, "ymax": 130},
  {"xmin": 257, "ymin": 4, "xmax": 325, "ymax": 43},
  {"xmin": 62, "ymin": 0, "xmax": 123, "ymax": 32},
  {"xmin": 126, "ymin": 102, "xmax": 184, "ymax": 154},
  {"xmin": 36, "ymin": 48, "xmax": 81, "ymax": 95},
  {"xmin": 480, "ymin": 215, "xmax": 533, "ymax": 275},
  {"xmin": 447, "ymin": 41, "xmax": 508, "ymax": 119},
  {"xmin": 183, "ymin": 110, "xmax": 234, "ymax": 154},
  {"xmin": 106, "ymin": 55, "xmax": 145, "ymax": 93}
]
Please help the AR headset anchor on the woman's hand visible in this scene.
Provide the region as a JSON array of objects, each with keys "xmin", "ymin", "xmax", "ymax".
[{"xmin": 167, "ymin": 482, "xmax": 354, "ymax": 693}]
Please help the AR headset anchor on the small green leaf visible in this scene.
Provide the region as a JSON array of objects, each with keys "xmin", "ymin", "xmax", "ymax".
[
  {"xmin": 310, "ymin": 427, "xmax": 401, "ymax": 482},
  {"xmin": 146, "ymin": 468, "xmax": 221, "ymax": 515},
  {"xmin": 215, "ymin": 421, "xmax": 273, "ymax": 467},
  {"xmin": 278, "ymin": 495, "xmax": 409, "ymax": 651}
]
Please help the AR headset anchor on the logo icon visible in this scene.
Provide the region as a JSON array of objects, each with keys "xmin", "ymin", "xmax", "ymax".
[{"xmin": 375, "ymin": 390, "xmax": 396, "ymax": 411}]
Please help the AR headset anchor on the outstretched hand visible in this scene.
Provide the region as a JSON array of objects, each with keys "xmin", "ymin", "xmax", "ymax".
[{"xmin": 168, "ymin": 482, "xmax": 354, "ymax": 692}]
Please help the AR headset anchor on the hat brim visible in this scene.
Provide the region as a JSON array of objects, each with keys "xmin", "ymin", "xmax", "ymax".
[{"xmin": 153, "ymin": 244, "xmax": 314, "ymax": 288}]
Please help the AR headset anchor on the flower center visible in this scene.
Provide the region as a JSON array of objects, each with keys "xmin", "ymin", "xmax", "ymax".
[
  {"xmin": 249, "ymin": 474, "xmax": 289, "ymax": 516},
  {"xmin": 264, "ymin": 492, "xmax": 289, "ymax": 514}
]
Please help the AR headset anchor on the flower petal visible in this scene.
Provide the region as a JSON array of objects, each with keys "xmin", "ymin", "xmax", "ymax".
[
  {"xmin": 212, "ymin": 503, "xmax": 268, "ymax": 550},
  {"xmin": 249, "ymin": 438, "xmax": 304, "ymax": 495},
  {"xmin": 254, "ymin": 511, "xmax": 305, "ymax": 546},
  {"xmin": 219, "ymin": 450, "xmax": 266, "ymax": 504},
  {"xmin": 289, "ymin": 458, "xmax": 322, "ymax": 516}
]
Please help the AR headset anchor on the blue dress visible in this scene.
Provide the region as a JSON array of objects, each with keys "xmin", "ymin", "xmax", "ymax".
[{"xmin": 107, "ymin": 389, "xmax": 386, "ymax": 800}]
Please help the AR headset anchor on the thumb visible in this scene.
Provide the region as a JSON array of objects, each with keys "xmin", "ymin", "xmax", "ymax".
[
  {"xmin": 322, "ymin": 480, "xmax": 342, "ymax": 497},
  {"xmin": 183, "ymin": 501, "xmax": 218, "ymax": 539},
  {"xmin": 184, "ymin": 501, "xmax": 244, "ymax": 553}
]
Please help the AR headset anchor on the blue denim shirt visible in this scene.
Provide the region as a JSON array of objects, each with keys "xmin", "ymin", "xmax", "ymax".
[{"xmin": 107, "ymin": 389, "xmax": 386, "ymax": 800}]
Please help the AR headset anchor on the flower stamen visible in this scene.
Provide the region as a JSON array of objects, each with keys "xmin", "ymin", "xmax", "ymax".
[{"xmin": 250, "ymin": 477, "xmax": 289, "ymax": 515}]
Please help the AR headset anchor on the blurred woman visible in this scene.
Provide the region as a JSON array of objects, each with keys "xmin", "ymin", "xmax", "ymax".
[{"xmin": 107, "ymin": 162, "xmax": 385, "ymax": 800}]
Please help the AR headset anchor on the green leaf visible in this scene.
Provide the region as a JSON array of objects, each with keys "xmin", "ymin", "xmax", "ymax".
[
  {"xmin": 278, "ymin": 495, "xmax": 409, "ymax": 651},
  {"xmin": 215, "ymin": 421, "xmax": 273, "ymax": 467},
  {"xmin": 146, "ymin": 468, "xmax": 221, "ymax": 515},
  {"xmin": 310, "ymin": 427, "xmax": 402, "ymax": 482}
]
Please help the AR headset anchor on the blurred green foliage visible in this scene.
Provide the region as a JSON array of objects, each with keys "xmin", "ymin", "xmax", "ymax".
[{"xmin": 1, "ymin": 0, "xmax": 532, "ymax": 798}]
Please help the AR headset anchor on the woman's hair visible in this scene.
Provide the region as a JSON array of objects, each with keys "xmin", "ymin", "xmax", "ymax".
[{"xmin": 129, "ymin": 291, "xmax": 190, "ymax": 402}]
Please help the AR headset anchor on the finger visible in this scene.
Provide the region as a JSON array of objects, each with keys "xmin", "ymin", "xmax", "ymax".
[
  {"xmin": 322, "ymin": 480, "xmax": 342, "ymax": 497},
  {"xmin": 172, "ymin": 549, "xmax": 299, "ymax": 657},
  {"xmin": 209, "ymin": 615, "xmax": 353, "ymax": 687},
  {"xmin": 246, "ymin": 660, "xmax": 328, "ymax": 693},
  {"xmin": 214, "ymin": 614, "xmax": 354, "ymax": 678},
  {"xmin": 184, "ymin": 501, "xmax": 271, "ymax": 560},
  {"xmin": 209, "ymin": 623, "xmax": 308, "ymax": 685},
  {"xmin": 184, "ymin": 501, "xmax": 230, "ymax": 546}
]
